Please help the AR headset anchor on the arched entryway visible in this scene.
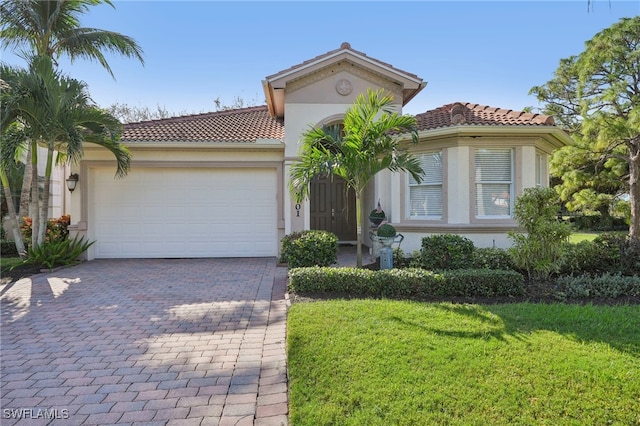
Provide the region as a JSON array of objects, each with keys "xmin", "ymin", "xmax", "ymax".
[{"xmin": 310, "ymin": 175, "xmax": 357, "ymax": 241}]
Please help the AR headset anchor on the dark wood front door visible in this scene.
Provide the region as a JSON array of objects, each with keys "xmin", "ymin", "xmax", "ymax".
[{"xmin": 310, "ymin": 175, "xmax": 357, "ymax": 241}]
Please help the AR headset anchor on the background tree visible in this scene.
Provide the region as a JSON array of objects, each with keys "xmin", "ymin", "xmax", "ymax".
[
  {"xmin": 289, "ymin": 89, "xmax": 424, "ymax": 267},
  {"xmin": 530, "ymin": 16, "xmax": 640, "ymax": 239}
]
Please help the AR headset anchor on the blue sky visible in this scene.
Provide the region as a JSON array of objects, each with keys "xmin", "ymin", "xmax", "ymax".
[{"xmin": 2, "ymin": 1, "xmax": 639, "ymax": 116}]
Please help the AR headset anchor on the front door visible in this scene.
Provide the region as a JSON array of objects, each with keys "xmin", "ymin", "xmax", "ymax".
[{"xmin": 310, "ymin": 175, "xmax": 357, "ymax": 241}]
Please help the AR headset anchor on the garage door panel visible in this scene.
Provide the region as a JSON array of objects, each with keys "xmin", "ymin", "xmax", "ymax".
[{"xmin": 92, "ymin": 167, "xmax": 277, "ymax": 258}]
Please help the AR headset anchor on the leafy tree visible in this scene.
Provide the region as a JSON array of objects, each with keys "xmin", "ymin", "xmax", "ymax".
[
  {"xmin": 530, "ymin": 16, "xmax": 640, "ymax": 239},
  {"xmin": 289, "ymin": 89, "xmax": 424, "ymax": 267},
  {"xmin": 0, "ymin": 0, "xmax": 144, "ymax": 77}
]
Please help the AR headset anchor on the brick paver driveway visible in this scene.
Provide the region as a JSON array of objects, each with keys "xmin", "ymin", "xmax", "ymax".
[{"xmin": 1, "ymin": 258, "xmax": 288, "ymax": 426}]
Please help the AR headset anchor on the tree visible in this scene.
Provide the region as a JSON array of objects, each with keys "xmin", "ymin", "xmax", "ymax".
[
  {"xmin": 530, "ymin": 16, "xmax": 640, "ymax": 239},
  {"xmin": 0, "ymin": 0, "xmax": 144, "ymax": 78},
  {"xmin": 1, "ymin": 0, "xmax": 142, "ymax": 249},
  {"xmin": 3, "ymin": 57, "xmax": 131, "ymax": 246},
  {"xmin": 289, "ymin": 89, "xmax": 425, "ymax": 267}
]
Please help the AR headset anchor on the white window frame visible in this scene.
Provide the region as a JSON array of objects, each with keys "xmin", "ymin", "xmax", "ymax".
[
  {"xmin": 474, "ymin": 148, "xmax": 514, "ymax": 219},
  {"xmin": 407, "ymin": 151, "xmax": 443, "ymax": 220}
]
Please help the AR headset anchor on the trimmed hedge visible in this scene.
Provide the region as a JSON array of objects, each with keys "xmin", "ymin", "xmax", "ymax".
[
  {"xmin": 288, "ymin": 267, "xmax": 524, "ymax": 298},
  {"xmin": 555, "ymin": 273, "xmax": 640, "ymax": 299},
  {"xmin": 442, "ymin": 269, "xmax": 524, "ymax": 297},
  {"xmin": 280, "ymin": 230, "xmax": 338, "ymax": 268},
  {"xmin": 420, "ymin": 234, "xmax": 475, "ymax": 270}
]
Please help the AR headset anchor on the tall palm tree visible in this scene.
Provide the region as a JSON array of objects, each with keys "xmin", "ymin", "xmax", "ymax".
[
  {"xmin": 5, "ymin": 57, "xmax": 130, "ymax": 245},
  {"xmin": 1, "ymin": 0, "xmax": 141, "ymax": 247},
  {"xmin": 0, "ymin": 0, "xmax": 144, "ymax": 77},
  {"xmin": 290, "ymin": 89, "xmax": 425, "ymax": 267}
]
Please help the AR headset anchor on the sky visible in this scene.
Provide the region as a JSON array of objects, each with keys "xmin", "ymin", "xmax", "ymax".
[{"xmin": 1, "ymin": 1, "xmax": 639, "ymax": 117}]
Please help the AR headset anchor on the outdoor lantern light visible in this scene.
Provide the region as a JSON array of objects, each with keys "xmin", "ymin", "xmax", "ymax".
[{"xmin": 66, "ymin": 173, "xmax": 79, "ymax": 193}]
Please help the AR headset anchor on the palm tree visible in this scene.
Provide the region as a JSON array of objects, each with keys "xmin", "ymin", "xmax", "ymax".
[
  {"xmin": 0, "ymin": 0, "xmax": 144, "ymax": 78},
  {"xmin": 290, "ymin": 89, "xmax": 425, "ymax": 267},
  {"xmin": 4, "ymin": 57, "xmax": 130, "ymax": 246},
  {"xmin": 1, "ymin": 0, "xmax": 141, "ymax": 247}
]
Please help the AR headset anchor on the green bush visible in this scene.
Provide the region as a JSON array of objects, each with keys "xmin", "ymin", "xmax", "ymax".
[
  {"xmin": 472, "ymin": 247, "xmax": 516, "ymax": 271},
  {"xmin": 288, "ymin": 267, "xmax": 524, "ymax": 298},
  {"xmin": 508, "ymin": 187, "xmax": 573, "ymax": 280},
  {"xmin": 442, "ymin": 269, "xmax": 525, "ymax": 297},
  {"xmin": 560, "ymin": 241, "xmax": 614, "ymax": 276},
  {"xmin": 1, "ymin": 240, "xmax": 19, "ymax": 257},
  {"xmin": 420, "ymin": 234, "xmax": 475, "ymax": 270},
  {"xmin": 280, "ymin": 230, "xmax": 338, "ymax": 268},
  {"xmin": 593, "ymin": 232, "xmax": 640, "ymax": 275},
  {"xmin": 555, "ymin": 273, "xmax": 640, "ymax": 299},
  {"xmin": 24, "ymin": 235, "xmax": 94, "ymax": 270},
  {"xmin": 377, "ymin": 224, "xmax": 396, "ymax": 237}
]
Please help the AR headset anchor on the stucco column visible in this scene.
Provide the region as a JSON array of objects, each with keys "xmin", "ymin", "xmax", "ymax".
[{"xmin": 284, "ymin": 161, "xmax": 306, "ymax": 234}]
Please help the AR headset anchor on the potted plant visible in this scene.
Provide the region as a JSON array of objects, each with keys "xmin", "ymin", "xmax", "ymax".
[
  {"xmin": 369, "ymin": 201, "xmax": 386, "ymax": 227},
  {"xmin": 376, "ymin": 223, "xmax": 397, "ymax": 247}
]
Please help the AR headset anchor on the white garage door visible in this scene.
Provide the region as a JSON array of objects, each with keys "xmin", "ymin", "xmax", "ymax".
[{"xmin": 91, "ymin": 167, "xmax": 278, "ymax": 258}]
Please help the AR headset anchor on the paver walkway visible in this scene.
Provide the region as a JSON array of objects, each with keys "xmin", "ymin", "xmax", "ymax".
[{"xmin": 1, "ymin": 258, "xmax": 288, "ymax": 426}]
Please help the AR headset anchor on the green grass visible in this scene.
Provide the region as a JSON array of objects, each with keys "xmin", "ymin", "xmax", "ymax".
[
  {"xmin": 0, "ymin": 256, "xmax": 24, "ymax": 271},
  {"xmin": 569, "ymin": 232, "xmax": 600, "ymax": 243},
  {"xmin": 288, "ymin": 300, "xmax": 640, "ymax": 425}
]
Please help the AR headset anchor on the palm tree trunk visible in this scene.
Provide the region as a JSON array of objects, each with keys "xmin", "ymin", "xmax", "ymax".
[
  {"xmin": 30, "ymin": 141, "xmax": 40, "ymax": 247},
  {"xmin": 355, "ymin": 191, "xmax": 363, "ymax": 268},
  {"xmin": 1, "ymin": 170, "xmax": 26, "ymax": 257},
  {"xmin": 38, "ymin": 146, "xmax": 54, "ymax": 244},
  {"xmin": 19, "ymin": 143, "xmax": 32, "ymax": 220}
]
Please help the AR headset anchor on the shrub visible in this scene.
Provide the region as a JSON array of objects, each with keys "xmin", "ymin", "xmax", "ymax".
[
  {"xmin": 593, "ymin": 232, "xmax": 640, "ymax": 275},
  {"xmin": 420, "ymin": 234, "xmax": 475, "ymax": 270},
  {"xmin": 472, "ymin": 247, "xmax": 516, "ymax": 271},
  {"xmin": 555, "ymin": 273, "xmax": 640, "ymax": 299},
  {"xmin": 377, "ymin": 224, "xmax": 396, "ymax": 237},
  {"xmin": 392, "ymin": 247, "xmax": 410, "ymax": 268},
  {"xmin": 508, "ymin": 187, "xmax": 572, "ymax": 280},
  {"xmin": 441, "ymin": 269, "xmax": 525, "ymax": 297},
  {"xmin": 24, "ymin": 235, "xmax": 95, "ymax": 270},
  {"xmin": 559, "ymin": 240, "xmax": 618, "ymax": 276},
  {"xmin": 280, "ymin": 230, "xmax": 338, "ymax": 268},
  {"xmin": 288, "ymin": 267, "xmax": 523, "ymax": 298},
  {"xmin": 288, "ymin": 267, "xmax": 446, "ymax": 298},
  {"xmin": 1, "ymin": 240, "xmax": 19, "ymax": 257},
  {"xmin": 21, "ymin": 214, "xmax": 71, "ymax": 246}
]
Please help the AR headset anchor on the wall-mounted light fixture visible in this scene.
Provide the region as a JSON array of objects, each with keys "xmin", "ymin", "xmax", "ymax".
[{"xmin": 66, "ymin": 173, "xmax": 79, "ymax": 193}]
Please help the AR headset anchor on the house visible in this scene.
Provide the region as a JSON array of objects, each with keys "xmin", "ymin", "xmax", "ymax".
[{"xmin": 68, "ymin": 42, "xmax": 571, "ymax": 259}]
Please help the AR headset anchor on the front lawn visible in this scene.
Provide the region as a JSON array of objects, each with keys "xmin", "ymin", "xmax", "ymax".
[
  {"xmin": 569, "ymin": 232, "xmax": 600, "ymax": 243},
  {"xmin": 288, "ymin": 300, "xmax": 640, "ymax": 425}
]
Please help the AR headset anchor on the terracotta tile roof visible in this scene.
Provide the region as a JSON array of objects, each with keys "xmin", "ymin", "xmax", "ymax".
[
  {"xmin": 265, "ymin": 42, "xmax": 421, "ymax": 81},
  {"xmin": 121, "ymin": 106, "xmax": 284, "ymax": 143},
  {"xmin": 415, "ymin": 102, "xmax": 555, "ymax": 131}
]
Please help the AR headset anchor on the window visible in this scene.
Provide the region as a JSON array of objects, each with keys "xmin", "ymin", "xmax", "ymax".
[
  {"xmin": 475, "ymin": 148, "xmax": 513, "ymax": 218},
  {"xmin": 535, "ymin": 152, "xmax": 546, "ymax": 187},
  {"xmin": 408, "ymin": 152, "xmax": 442, "ymax": 219}
]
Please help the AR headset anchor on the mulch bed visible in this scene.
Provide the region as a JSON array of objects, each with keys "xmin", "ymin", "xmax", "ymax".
[{"xmin": 1, "ymin": 263, "xmax": 45, "ymax": 285}]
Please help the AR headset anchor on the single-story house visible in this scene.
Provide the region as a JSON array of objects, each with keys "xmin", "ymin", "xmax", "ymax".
[{"xmin": 68, "ymin": 42, "xmax": 572, "ymax": 259}]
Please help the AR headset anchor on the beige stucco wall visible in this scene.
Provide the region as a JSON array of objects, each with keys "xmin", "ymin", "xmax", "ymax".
[{"xmin": 391, "ymin": 129, "xmax": 563, "ymax": 254}]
